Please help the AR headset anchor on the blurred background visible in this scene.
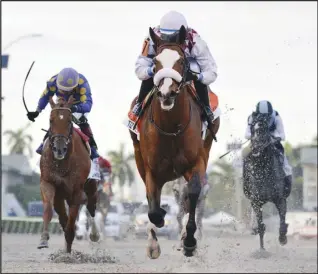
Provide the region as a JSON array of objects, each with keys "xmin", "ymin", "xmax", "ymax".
[{"xmin": 1, "ymin": 2, "xmax": 317, "ymax": 239}]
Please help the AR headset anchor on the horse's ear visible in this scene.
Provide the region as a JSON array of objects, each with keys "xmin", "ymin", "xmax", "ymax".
[
  {"xmin": 49, "ymin": 96, "xmax": 56, "ymax": 108},
  {"xmin": 149, "ymin": 27, "xmax": 161, "ymax": 47},
  {"xmin": 67, "ymin": 95, "xmax": 75, "ymax": 106},
  {"xmin": 178, "ymin": 25, "xmax": 187, "ymax": 45}
]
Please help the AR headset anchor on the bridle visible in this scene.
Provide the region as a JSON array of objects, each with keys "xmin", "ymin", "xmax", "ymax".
[
  {"xmin": 149, "ymin": 43, "xmax": 193, "ymax": 137},
  {"xmin": 153, "ymin": 43, "xmax": 190, "ymax": 94},
  {"xmin": 48, "ymin": 107, "xmax": 73, "ymax": 149}
]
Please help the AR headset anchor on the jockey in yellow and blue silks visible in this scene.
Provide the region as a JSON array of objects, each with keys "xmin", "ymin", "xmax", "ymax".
[{"xmin": 27, "ymin": 67, "xmax": 99, "ymax": 159}]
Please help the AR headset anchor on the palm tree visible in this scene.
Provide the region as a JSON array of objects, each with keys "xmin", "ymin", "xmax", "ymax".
[
  {"xmin": 107, "ymin": 142, "xmax": 135, "ymax": 200},
  {"xmin": 3, "ymin": 123, "xmax": 34, "ymax": 157}
]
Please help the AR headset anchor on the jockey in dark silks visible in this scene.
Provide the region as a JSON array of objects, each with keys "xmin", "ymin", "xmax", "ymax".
[
  {"xmin": 244, "ymin": 100, "xmax": 293, "ymax": 195},
  {"xmin": 27, "ymin": 67, "xmax": 100, "ymax": 160}
]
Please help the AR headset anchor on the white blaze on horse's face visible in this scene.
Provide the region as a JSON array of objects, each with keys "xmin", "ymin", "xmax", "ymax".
[
  {"xmin": 155, "ymin": 49, "xmax": 182, "ymax": 111},
  {"xmin": 59, "ymin": 114, "xmax": 64, "ymax": 120}
]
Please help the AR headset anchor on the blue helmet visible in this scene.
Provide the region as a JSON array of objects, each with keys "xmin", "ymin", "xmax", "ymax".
[{"xmin": 56, "ymin": 68, "xmax": 79, "ymax": 92}]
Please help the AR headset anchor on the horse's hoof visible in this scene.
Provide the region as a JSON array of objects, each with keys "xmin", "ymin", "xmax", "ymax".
[
  {"xmin": 279, "ymin": 235, "xmax": 287, "ymax": 246},
  {"xmin": 147, "ymin": 239, "xmax": 161, "ymax": 259},
  {"xmin": 89, "ymin": 232, "xmax": 100, "ymax": 242},
  {"xmin": 183, "ymin": 238, "xmax": 197, "ymax": 257},
  {"xmin": 37, "ymin": 240, "xmax": 48, "ymax": 249},
  {"xmin": 182, "ymin": 244, "xmax": 197, "ymax": 257}
]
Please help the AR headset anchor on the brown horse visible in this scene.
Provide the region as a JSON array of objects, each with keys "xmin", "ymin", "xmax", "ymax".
[
  {"xmin": 128, "ymin": 25, "xmax": 220, "ymax": 258},
  {"xmin": 37, "ymin": 96, "xmax": 100, "ymax": 253}
]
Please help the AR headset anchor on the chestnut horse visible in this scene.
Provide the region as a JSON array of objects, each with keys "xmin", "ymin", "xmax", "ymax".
[
  {"xmin": 37, "ymin": 96, "xmax": 100, "ymax": 253},
  {"xmin": 128, "ymin": 25, "xmax": 220, "ymax": 258}
]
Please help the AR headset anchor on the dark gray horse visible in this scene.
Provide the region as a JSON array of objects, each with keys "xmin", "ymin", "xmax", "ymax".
[
  {"xmin": 172, "ymin": 176, "xmax": 209, "ymax": 243},
  {"xmin": 243, "ymin": 114, "xmax": 291, "ymax": 249}
]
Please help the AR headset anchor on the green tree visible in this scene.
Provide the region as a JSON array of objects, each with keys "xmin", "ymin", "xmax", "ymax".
[
  {"xmin": 107, "ymin": 143, "xmax": 135, "ymax": 200},
  {"xmin": 3, "ymin": 123, "xmax": 33, "ymax": 157}
]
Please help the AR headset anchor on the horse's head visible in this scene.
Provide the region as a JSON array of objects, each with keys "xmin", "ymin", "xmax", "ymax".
[
  {"xmin": 48, "ymin": 96, "xmax": 74, "ymax": 160},
  {"xmin": 149, "ymin": 25, "xmax": 188, "ymax": 111},
  {"xmin": 250, "ymin": 113, "xmax": 273, "ymax": 156}
]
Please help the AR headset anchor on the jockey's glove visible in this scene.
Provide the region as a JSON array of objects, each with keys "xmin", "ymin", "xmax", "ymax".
[
  {"xmin": 187, "ymin": 71, "xmax": 203, "ymax": 82},
  {"xmin": 70, "ymin": 105, "xmax": 78, "ymax": 113},
  {"xmin": 27, "ymin": 111, "xmax": 39, "ymax": 122}
]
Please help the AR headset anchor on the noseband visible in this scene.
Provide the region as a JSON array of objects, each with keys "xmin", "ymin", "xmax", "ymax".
[{"xmin": 49, "ymin": 107, "xmax": 73, "ymax": 148}]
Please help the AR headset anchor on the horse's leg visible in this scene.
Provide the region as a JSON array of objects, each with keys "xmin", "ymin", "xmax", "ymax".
[
  {"xmin": 177, "ymin": 184, "xmax": 189, "ymax": 251},
  {"xmin": 146, "ymin": 172, "xmax": 165, "ymax": 228},
  {"xmin": 146, "ymin": 222, "xmax": 161, "ymax": 260},
  {"xmin": 182, "ymin": 167, "xmax": 205, "ymax": 257},
  {"xmin": 84, "ymin": 179, "xmax": 100, "ymax": 242},
  {"xmin": 251, "ymin": 201, "xmax": 266, "ymax": 250},
  {"xmin": 144, "ymin": 172, "xmax": 164, "ymax": 259},
  {"xmin": 177, "ymin": 184, "xmax": 187, "ymax": 235},
  {"xmin": 64, "ymin": 204, "xmax": 80, "ymax": 253},
  {"xmin": 274, "ymin": 198, "xmax": 288, "ymax": 245},
  {"xmin": 53, "ymin": 192, "xmax": 68, "ymax": 232},
  {"xmin": 38, "ymin": 181, "xmax": 55, "ymax": 249},
  {"xmin": 195, "ymin": 197, "xmax": 204, "ymax": 241}
]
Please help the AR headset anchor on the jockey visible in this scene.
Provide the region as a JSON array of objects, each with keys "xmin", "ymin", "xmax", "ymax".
[
  {"xmin": 244, "ymin": 100, "xmax": 292, "ymax": 195},
  {"xmin": 26, "ymin": 67, "xmax": 99, "ymax": 160},
  {"xmin": 98, "ymin": 156, "xmax": 113, "ymax": 196},
  {"xmin": 130, "ymin": 10, "xmax": 218, "ymax": 127}
]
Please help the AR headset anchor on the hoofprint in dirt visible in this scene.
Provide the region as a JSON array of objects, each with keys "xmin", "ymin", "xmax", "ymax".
[{"xmin": 1, "ymin": 233, "xmax": 316, "ymax": 273}]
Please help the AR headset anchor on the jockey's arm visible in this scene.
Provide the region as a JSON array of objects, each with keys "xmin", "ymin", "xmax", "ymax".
[
  {"xmin": 36, "ymin": 80, "xmax": 57, "ymax": 113},
  {"xmin": 273, "ymin": 115, "xmax": 286, "ymax": 141},
  {"xmin": 75, "ymin": 80, "xmax": 93, "ymax": 114},
  {"xmin": 135, "ymin": 34, "xmax": 156, "ymax": 81},
  {"xmin": 191, "ymin": 34, "xmax": 218, "ymax": 85}
]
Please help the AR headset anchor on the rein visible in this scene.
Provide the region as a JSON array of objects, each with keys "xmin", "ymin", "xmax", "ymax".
[{"xmin": 149, "ymin": 99, "xmax": 192, "ymax": 137}]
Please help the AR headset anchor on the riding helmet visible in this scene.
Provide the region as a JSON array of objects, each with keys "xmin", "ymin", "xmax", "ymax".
[
  {"xmin": 160, "ymin": 11, "xmax": 188, "ymax": 35},
  {"xmin": 56, "ymin": 68, "xmax": 80, "ymax": 92},
  {"xmin": 255, "ymin": 100, "xmax": 273, "ymax": 115}
]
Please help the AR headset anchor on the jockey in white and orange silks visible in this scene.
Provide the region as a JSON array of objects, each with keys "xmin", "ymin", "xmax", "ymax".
[{"xmin": 129, "ymin": 10, "xmax": 218, "ymax": 128}]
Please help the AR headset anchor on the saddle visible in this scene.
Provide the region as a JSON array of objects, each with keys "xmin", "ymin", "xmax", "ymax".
[{"xmin": 73, "ymin": 127, "xmax": 91, "ymax": 155}]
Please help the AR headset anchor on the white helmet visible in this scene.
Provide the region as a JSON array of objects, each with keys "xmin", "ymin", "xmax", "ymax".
[{"xmin": 160, "ymin": 11, "xmax": 188, "ymax": 35}]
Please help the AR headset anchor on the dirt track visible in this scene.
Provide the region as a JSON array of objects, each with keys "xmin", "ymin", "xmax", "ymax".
[{"xmin": 2, "ymin": 232, "xmax": 317, "ymax": 273}]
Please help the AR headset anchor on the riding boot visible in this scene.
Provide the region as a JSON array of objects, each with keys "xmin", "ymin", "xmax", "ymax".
[
  {"xmin": 36, "ymin": 131, "xmax": 49, "ymax": 155},
  {"xmin": 79, "ymin": 123, "xmax": 99, "ymax": 159},
  {"xmin": 194, "ymin": 81, "xmax": 214, "ymax": 126},
  {"xmin": 129, "ymin": 78, "xmax": 154, "ymax": 122}
]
